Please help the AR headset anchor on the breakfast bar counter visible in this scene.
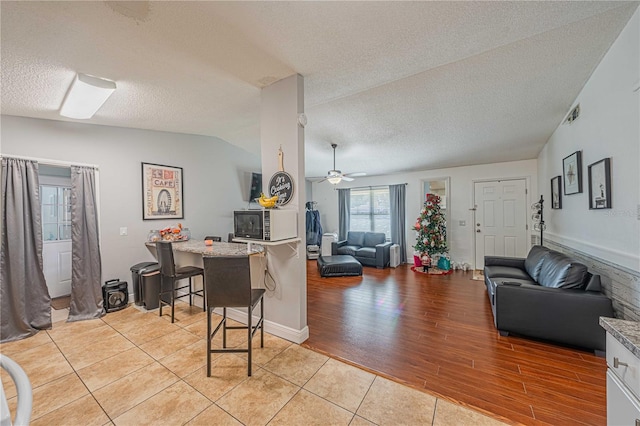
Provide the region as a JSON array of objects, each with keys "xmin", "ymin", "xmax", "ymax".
[
  {"xmin": 144, "ymin": 240, "xmax": 266, "ymax": 308},
  {"xmin": 145, "ymin": 240, "xmax": 264, "ymax": 257}
]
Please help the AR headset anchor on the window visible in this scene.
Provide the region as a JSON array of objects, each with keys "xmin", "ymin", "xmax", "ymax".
[
  {"xmin": 41, "ymin": 185, "xmax": 71, "ymax": 241},
  {"xmin": 350, "ymin": 187, "xmax": 390, "ymax": 239}
]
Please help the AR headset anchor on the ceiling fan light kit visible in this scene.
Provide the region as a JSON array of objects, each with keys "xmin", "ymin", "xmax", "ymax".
[
  {"xmin": 327, "ymin": 175, "xmax": 342, "ymax": 185},
  {"xmin": 320, "ymin": 143, "xmax": 364, "ymax": 185}
]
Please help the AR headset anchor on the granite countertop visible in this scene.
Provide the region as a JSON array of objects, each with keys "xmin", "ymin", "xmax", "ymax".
[
  {"xmin": 145, "ymin": 240, "xmax": 263, "ymax": 257},
  {"xmin": 600, "ymin": 317, "xmax": 640, "ymax": 358}
]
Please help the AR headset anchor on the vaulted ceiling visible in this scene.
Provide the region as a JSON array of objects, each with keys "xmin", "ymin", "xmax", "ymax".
[{"xmin": 2, "ymin": 1, "xmax": 637, "ymax": 178}]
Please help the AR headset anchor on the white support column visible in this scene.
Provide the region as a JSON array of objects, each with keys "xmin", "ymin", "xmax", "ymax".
[{"xmin": 260, "ymin": 74, "xmax": 308, "ymax": 343}]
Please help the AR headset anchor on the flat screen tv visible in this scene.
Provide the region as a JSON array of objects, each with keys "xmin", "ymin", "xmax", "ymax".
[{"xmin": 249, "ymin": 172, "xmax": 262, "ymax": 202}]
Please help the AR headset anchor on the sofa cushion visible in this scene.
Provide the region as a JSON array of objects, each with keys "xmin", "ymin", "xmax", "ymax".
[
  {"xmin": 337, "ymin": 245, "xmax": 360, "ymax": 257},
  {"xmin": 538, "ymin": 252, "xmax": 588, "ymax": 289},
  {"xmin": 356, "ymin": 247, "xmax": 377, "ymax": 259},
  {"xmin": 524, "ymin": 245, "xmax": 550, "ymax": 282},
  {"xmin": 484, "ymin": 265, "xmax": 531, "ymax": 281},
  {"xmin": 346, "ymin": 232, "xmax": 365, "ymax": 247},
  {"xmin": 363, "ymin": 232, "xmax": 386, "ymax": 247}
]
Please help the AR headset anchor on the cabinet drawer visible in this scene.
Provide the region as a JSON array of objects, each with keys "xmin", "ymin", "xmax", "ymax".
[
  {"xmin": 607, "ymin": 371, "xmax": 640, "ymax": 426},
  {"xmin": 607, "ymin": 333, "xmax": 640, "ymax": 400}
]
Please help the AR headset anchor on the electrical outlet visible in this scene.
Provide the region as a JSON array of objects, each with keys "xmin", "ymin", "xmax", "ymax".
[
  {"xmin": 459, "ymin": 220, "xmax": 466, "ymax": 226},
  {"xmin": 119, "ymin": 227, "xmax": 128, "ymax": 236}
]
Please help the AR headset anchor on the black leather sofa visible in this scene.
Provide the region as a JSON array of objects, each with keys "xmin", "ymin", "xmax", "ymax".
[
  {"xmin": 332, "ymin": 231, "xmax": 392, "ymax": 268},
  {"xmin": 484, "ymin": 245, "xmax": 614, "ymax": 352}
]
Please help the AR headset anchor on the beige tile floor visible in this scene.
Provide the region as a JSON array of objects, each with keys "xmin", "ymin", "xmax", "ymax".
[{"xmin": 1, "ymin": 302, "xmax": 508, "ymax": 426}]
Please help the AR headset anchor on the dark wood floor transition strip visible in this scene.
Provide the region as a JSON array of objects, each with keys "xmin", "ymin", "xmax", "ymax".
[{"xmin": 303, "ymin": 261, "xmax": 607, "ymax": 426}]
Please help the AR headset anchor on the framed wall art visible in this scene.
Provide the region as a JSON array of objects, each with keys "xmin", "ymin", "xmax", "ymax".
[
  {"xmin": 551, "ymin": 176, "xmax": 562, "ymax": 209},
  {"xmin": 563, "ymin": 151, "xmax": 582, "ymax": 195},
  {"xmin": 588, "ymin": 158, "xmax": 611, "ymax": 210},
  {"xmin": 142, "ymin": 162, "xmax": 184, "ymax": 220}
]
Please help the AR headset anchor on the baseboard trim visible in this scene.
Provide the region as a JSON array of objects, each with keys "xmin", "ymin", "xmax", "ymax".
[{"xmin": 214, "ymin": 307, "xmax": 309, "ymax": 344}]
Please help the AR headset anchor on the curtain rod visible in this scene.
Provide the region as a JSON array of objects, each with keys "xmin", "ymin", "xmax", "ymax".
[
  {"xmin": 339, "ymin": 183, "xmax": 408, "ymax": 190},
  {"xmin": 0, "ymin": 154, "xmax": 99, "ymax": 169}
]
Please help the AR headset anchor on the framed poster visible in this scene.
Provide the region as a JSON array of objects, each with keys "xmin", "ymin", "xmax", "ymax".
[
  {"xmin": 551, "ymin": 176, "xmax": 562, "ymax": 209},
  {"xmin": 588, "ymin": 158, "xmax": 611, "ymax": 209},
  {"xmin": 563, "ymin": 151, "xmax": 582, "ymax": 195},
  {"xmin": 142, "ymin": 162, "xmax": 184, "ymax": 220}
]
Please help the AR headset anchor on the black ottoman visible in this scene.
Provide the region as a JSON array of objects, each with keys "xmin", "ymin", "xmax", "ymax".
[{"xmin": 317, "ymin": 255, "xmax": 363, "ymax": 277}]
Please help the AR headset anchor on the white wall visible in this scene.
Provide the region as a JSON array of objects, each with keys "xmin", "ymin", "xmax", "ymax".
[
  {"xmin": 312, "ymin": 159, "xmax": 538, "ymax": 267},
  {"xmin": 1, "ymin": 115, "xmax": 260, "ymax": 287},
  {"xmin": 537, "ymin": 9, "xmax": 640, "ymax": 271}
]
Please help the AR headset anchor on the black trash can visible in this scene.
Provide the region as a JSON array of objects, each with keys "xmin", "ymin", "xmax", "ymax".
[
  {"xmin": 131, "ymin": 262, "xmax": 158, "ymax": 306},
  {"xmin": 131, "ymin": 261, "xmax": 169, "ymax": 310}
]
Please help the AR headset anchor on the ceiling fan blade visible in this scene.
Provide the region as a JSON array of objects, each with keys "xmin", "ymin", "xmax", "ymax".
[
  {"xmin": 344, "ymin": 172, "xmax": 366, "ymax": 177},
  {"xmin": 341, "ymin": 176, "xmax": 355, "ymax": 182}
]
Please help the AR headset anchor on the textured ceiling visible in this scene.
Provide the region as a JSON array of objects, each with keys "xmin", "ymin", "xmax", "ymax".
[{"xmin": 1, "ymin": 1, "xmax": 637, "ymax": 178}]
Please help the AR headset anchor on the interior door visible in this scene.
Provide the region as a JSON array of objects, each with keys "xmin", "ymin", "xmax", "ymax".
[
  {"xmin": 41, "ymin": 184, "xmax": 72, "ymax": 298},
  {"xmin": 474, "ymin": 179, "xmax": 527, "ymax": 268}
]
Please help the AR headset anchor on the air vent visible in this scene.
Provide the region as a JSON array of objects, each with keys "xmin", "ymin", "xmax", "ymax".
[{"xmin": 563, "ymin": 104, "xmax": 580, "ymax": 125}]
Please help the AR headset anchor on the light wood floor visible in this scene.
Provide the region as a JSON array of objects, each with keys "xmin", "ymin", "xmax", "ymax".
[{"xmin": 303, "ymin": 261, "xmax": 607, "ymax": 426}]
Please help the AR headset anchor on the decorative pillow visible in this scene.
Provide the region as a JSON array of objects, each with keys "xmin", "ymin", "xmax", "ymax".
[{"xmin": 524, "ymin": 245, "xmax": 550, "ymax": 282}]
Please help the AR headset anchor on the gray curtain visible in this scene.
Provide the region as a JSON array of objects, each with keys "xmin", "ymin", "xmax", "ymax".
[
  {"xmin": 337, "ymin": 188, "xmax": 350, "ymax": 241},
  {"xmin": 1, "ymin": 158, "xmax": 51, "ymax": 342},
  {"xmin": 390, "ymin": 184, "xmax": 407, "ymax": 263},
  {"xmin": 68, "ymin": 166, "xmax": 104, "ymax": 321}
]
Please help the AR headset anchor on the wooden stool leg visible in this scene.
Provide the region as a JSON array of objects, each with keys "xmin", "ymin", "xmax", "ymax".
[{"xmin": 260, "ymin": 299, "xmax": 264, "ymax": 348}]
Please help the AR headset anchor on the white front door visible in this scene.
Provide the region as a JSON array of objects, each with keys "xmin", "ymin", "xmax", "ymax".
[
  {"xmin": 43, "ymin": 240, "xmax": 72, "ymax": 298},
  {"xmin": 474, "ymin": 179, "xmax": 528, "ymax": 268},
  {"xmin": 41, "ymin": 184, "xmax": 72, "ymax": 298}
]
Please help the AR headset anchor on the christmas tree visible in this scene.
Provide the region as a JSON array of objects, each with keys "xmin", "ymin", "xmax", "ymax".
[{"xmin": 413, "ymin": 193, "xmax": 448, "ymax": 258}]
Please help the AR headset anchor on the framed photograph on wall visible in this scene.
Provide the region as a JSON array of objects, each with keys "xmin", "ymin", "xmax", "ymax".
[
  {"xmin": 563, "ymin": 151, "xmax": 582, "ymax": 195},
  {"xmin": 142, "ymin": 162, "xmax": 184, "ymax": 220},
  {"xmin": 551, "ymin": 176, "xmax": 562, "ymax": 209},
  {"xmin": 588, "ymin": 158, "xmax": 611, "ymax": 210}
]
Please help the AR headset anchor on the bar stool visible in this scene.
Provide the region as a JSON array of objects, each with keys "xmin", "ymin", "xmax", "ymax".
[
  {"xmin": 204, "ymin": 255, "xmax": 264, "ymax": 376},
  {"xmin": 204, "ymin": 236, "xmax": 222, "ymax": 242},
  {"xmin": 156, "ymin": 241, "xmax": 205, "ymax": 323}
]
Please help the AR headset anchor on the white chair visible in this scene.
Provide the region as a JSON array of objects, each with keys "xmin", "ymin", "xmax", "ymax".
[{"xmin": 0, "ymin": 354, "xmax": 32, "ymax": 426}]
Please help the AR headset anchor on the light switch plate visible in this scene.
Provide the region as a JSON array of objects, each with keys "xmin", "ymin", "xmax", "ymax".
[
  {"xmin": 120, "ymin": 227, "xmax": 128, "ymax": 236},
  {"xmin": 459, "ymin": 220, "xmax": 466, "ymax": 226}
]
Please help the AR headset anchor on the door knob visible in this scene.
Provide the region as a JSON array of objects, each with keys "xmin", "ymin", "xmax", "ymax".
[
  {"xmin": 477, "ymin": 223, "xmax": 481, "ymax": 227},
  {"xmin": 476, "ymin": 229, "xmax": 481, "ymax": 233}
]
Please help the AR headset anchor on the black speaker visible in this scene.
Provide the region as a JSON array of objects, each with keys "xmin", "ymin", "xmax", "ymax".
[{"xmin": 103, "ymin": 279, "xmax": 129, "ymax": 312}]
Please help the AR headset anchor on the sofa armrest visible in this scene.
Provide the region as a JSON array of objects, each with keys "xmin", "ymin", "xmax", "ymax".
[
  {"xmin": 375, "ymin": 242, "xmax": 393, "ymax": 268},
  {"xmin": 495, "ymin": 284, "xmax": 613, "ymax": 351},
  {"xmin": 484, "ymin": 256, "xmax": 525, "ymax": 269},
  {"xmin": 331, "ymin": 240, "xmax": 347, "ymax": 255}
]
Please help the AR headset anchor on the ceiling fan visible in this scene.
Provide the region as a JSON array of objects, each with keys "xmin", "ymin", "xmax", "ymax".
[{"xmin": 318, "ymin": 143, "xmax": 366, "ymax": 185}]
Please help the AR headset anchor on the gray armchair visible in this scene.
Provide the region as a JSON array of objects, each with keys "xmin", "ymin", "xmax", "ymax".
[{"xmin": 331, "ymin": 231, "xmax": 392, "ymax": 268}]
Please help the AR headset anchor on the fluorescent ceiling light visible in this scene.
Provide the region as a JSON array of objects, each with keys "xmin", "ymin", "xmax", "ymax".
[{"xmin": 60, "ymin": 73, "xmax": 116, "ymax": 119}]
